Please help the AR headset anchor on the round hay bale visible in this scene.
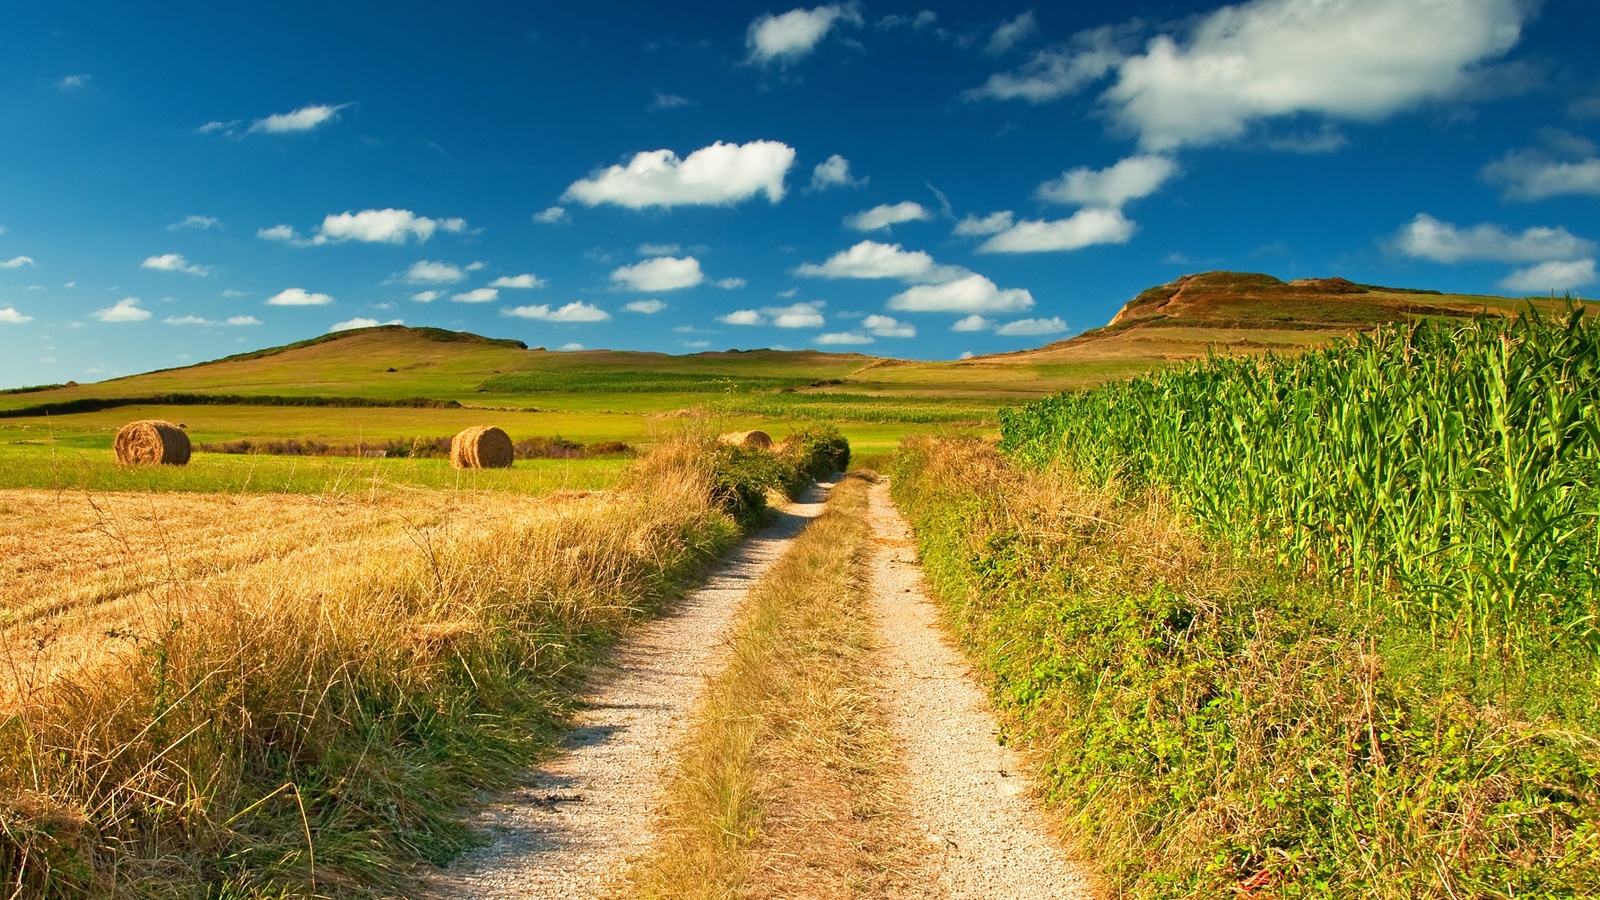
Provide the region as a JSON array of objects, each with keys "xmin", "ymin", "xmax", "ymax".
[
  {"xmin": 113, "ymin": 420, "xmax": 191, "ymax": 466},
  {"xmin": 718, "ymin": 430, "xmax": 773, "ymax": 450},
  {"xmin": 450, "ymin": 425, "xmax": 514, "ymax": 469}
]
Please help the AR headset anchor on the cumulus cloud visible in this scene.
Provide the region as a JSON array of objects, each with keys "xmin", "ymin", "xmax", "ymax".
[
  {"xmin": 888, "ymin": 274, "xmax": 1034, "ymax": 314},
  {"xmin": 168, "ymin": 215, "xmax": 220, "ymax": 231},
  {"xmin": 953, "ymin": 211, "xmax": 1016, "ymax": 236},
  {"xmin": 719, "ymin": 309, "xmax": 766, "ymax": 326},
  {"xmin": 412, "ymin": 290, "xmax": 442, "ymax": 303},
  {"xmin": 746, "ymin": 4, "xmax": 863, "ymax": 66},
  {"xmin": 565, "ymin": 141, "xmax": 795, "ymax": 210},
  {"xmin": 966, "ymin": 24, "xmax": 1130, "ymax": 103},
  {"xmin": 1482, "ymin": 149, "xmax": 1600, "ymax": 201},
  {"xmin": 996, "ymin": 316, "xmax": 1068, "ymax": 336},
  {"xmin": 986, "ymin": 11, "xmax": 1039, "ymax": 55},
  {"xmin": 403, "ymin": 260, "xmax": 467, "ymax": 284},
  {"xmin": 164, "ymin": 315, "xmax": 213, "ymax": 325},
  {"xmin": 1036, "ymin": 154, "xmax": 1178, "ymax": 208},
  {"xmin": 141, "ymin": 253, "xmax": 210, "ymax": 276},
  {"xmin": 266, "ymin": 287, "xmax": 334, "ymax": 306},
  {"xmin": 951, "ymin": 314, "xmax": 995, "ymax": 332},
  {"xmin": 502, "ymin": 302, "xmax": 611, "ymax": 322},
  {"xmin": 811, "ymin": 154, "xmax": 868, "ymax": 190},
  {"xmin": 611, "ymin": 256, "xmax": 705, "ymax": 291},
  {"xmin": 533, "ymin": 206, "xmax": 571, "ymax": 224},
  {"xmin": 0, "ymin": 307, "xmax": 33, "ymax": 324},
  {"xmin": 972, "ymin": 0, "xmax": 1526, "ymax": 152},
  {"xmin": 768, "ymin": 302, "xmax": 826, "ymax": 328},
  {"xmin": 489, "ymin": 273, "xmax": 546, "ymax": 289},
  {"xmin": 979, "ymin": 208, "xmax": 1137, "ymax": 253},
  {"xmin": 816, "ymin": 332, "xmax": 873, "ymax": 345},
  {"xmin": 226, "ymin": 315, "xmax": 262, "ymax": 326},
  {"xmin": 92, "ymin": 297, "xmax": 151, "ymax": 322},
  {"xmin": 714, "ymin": 277, "xmax": 748, "ymax": 289},
  {"xmin": 625, "ymin": 299, "xmax": 666, "ymax": 313},
  {"xmin": 330, "ymin": 317, "xmax": 402, "ymax": 332},
  {"xmin": 1499, "ymin": 260, "xmax": 1597, "ymax": 294},
  {"xmin": 795, "ymin": 240, "xmax": 965, "ymax": 283},
  {"xmin": 846, "ymin": 201, "xmax": 933, "ymax": 232},
  {"xmin": 262, "ymin": 210, "xmax": 467, "ymax": 247},
  {"xmin": 862, "ymin": 314, "xmax": 915, "ymax": 337},
  {"xmin": 452, "ymin": 288, "xmax": 499, "ymax": 303},
  {"xmin": 1395, "ymin": 214, "xmax": 1594, "ymax": 263},
  {"xmin": 1, "ymin": 255, "xmax": 36, "ymax": 269},
  {"xmin": 249, "ymin": 103, "xmax": 351, "ymax": 134}
]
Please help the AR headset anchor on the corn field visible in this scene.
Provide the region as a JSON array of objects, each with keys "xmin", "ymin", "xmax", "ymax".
[{"xmin": 1000, "ymin": 308, "xmax": 1600, "ymax": 653}]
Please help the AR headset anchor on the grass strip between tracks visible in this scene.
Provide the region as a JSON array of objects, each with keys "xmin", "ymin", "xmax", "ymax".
[{"xmin": 628, "ymin": 472, "xmax": 917, "ymax": 899}]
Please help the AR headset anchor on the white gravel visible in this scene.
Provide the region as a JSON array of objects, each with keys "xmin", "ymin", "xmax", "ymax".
[
  {"xmin": 866, "ymin": 478, "xmax": 1094, "ymax": 900},
  {"xmin": 428, "ymin": 483, "xmax": 835, "ymax": 900}
]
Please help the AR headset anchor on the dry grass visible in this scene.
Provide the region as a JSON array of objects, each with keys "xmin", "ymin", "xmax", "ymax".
[
  {"xmin": 0, "ymin": 434, "xmax": 744, "ymax": 898},
  {"xmin": 627, "ymin": 473, "xmax": 918, "ymax": 900}
]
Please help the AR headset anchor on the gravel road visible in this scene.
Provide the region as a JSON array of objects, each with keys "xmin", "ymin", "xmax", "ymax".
[
  {"xmin": 866, "ymin": 479, "xmax": 1094, "ymax": 899},
  {"xmin": 429, "ymin": 482, "xmax": 835, "ymax": 900}
]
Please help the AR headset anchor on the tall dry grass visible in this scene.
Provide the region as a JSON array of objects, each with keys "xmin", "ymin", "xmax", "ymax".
[
  {"xmin": 0, "ymin": 434, "xmax": 742, "ymax": 898},
  {"xmin": 628, "ymin": 473, "xmax": 916, "ymax": 899}
]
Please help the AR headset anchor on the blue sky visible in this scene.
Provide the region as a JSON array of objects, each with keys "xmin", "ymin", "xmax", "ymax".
[{"xmin": 1, "ymin": 0, "xmax": 1597, "ymax": 386}]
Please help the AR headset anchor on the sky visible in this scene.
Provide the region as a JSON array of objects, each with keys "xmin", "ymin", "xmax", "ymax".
[{"xmin": 1, "ymin": 0, "xmax": 1597, "ymax": 387}]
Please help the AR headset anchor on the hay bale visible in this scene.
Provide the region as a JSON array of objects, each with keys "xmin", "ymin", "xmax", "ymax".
[
  {"xmin": 113, "ymin": 420, "xmax": 191, "ymax": 466},
  {"xmin": 718, "ymin": 430, "xmax": 773, "ymax": 450},
  {"xmin": 450, "ymin": 425, "xmax": 514, "ymax": 469}
]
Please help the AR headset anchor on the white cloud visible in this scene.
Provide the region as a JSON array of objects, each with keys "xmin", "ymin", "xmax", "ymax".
[
  {"xmin": 92, "ymin": 297, "xmax": 151, "ymax": 322},
  {"xmin": 141, "ymin": 253, "xmax": 210, "ymax": 276},
  {"xmin": 502, "ymin": 302, "xmax": 611, "ymax": 322},
  {"xmin": 846, "ymin": 201, "xmax": 933, "ymax": 232},
  {"xmin": 714, "ymin": 277, "xmax": 748, "ymax": 289},
  {"xmin": 1, "ymin": 256, "xmax": 36, "ymax": 268},
  {"xmin": 625, "ymin": 299, "xmax": 666, "ymax": 313},
  {"xmin": 719, "ymin": 309, "xmax": 766, "ymax": 326},
  {"xmin": 979, "ymin": 208, "xmax": 1137, "ymax": 253},
  {"xmin": 404, "ymin": 260, "xmax": 467, "ymax": 284},
  {"xmin": 996, "ymin": 316, "xmax": 1068, "ymax": 336},
  {"xmin": 226, "ymin": 315, "xmax": 262, "ymax": 326},
  {"xmin": 489, "ymin": 273, "xmax": 546, "ymax": 289},
  {"xmin": 1482, "ymin": 150, "xmax": 1600, "ymax": 201},
  {"xmin": 611, "ymin": 256, "xmax": 704, "ymax": 291},
  {"xmin": 330, "ymin": 317, "xmax": 402, "ymax": 332},
  {"xmin": 951, "ymin": 314, "xmax": 995, "ymax": 332},
  {"xmin": 57, "ymin": 74, "xmax": 90, "ymax": 91},
  {"xmin": 987, "ymin": 11, "xmax": 1038, "ymax": 55},
  {"xmin": 1499, "ymin": 259, "xmax": 1598, "ymax": 294},
  {"xmin": 317, "ymin": 209, "xmax": 465, "ymax": 245},
  {"xmin": 257, "ymin": 224, "xmax": 299, "ymax": 243},
  {"xmin": 559, "ymin": 342, "xmax": 585, "ymax": 351},
  {"xmin": 564, "ymin": 141, "xmax": 796, "ymax": 209},
  {"xmin": 196, "ymin": 120, "xmax": 240, "ymax": 135},
  {"xmin": 168, "ymin": 215, "xmax": 220, "ymax": 231},
  {"xmin": 795, "ymin": 240, "xmax": 964, "ymax": 283},
  {"xmin": 959, "ymin": 350, "xmax": 975, "ymax": 359},
  {"xmin": 888, "ymin": 274, "xmax": 1034, "ymax": 314},
  {"xmin": 266, "ymin": 287, "xmax": 334, "ymax": 306},
  {"xmin": 768, "ymin": 302, "xmax": 826, "ymax": 328},
  {"xmin": 811, "ymin": 154, "xmax": 867, "ymax": 190},
  {"xmin": 638, "ymin": 243, "xmax": 682, "ymax": 255},
  {"xmin": 746, "ymin": 4, "xmax": 864, "ymax": 66},
  {"xmin": 452, "ymin": 288, "xmax": 500, "ymax": 303},
  {"xmin": 652, "ymin": 91, "xmax": 692, "ymax": 109},
  {"xmin": 1114, "ymin": 0, "xmax": 1524, "ymax": 151},
  {"xmin": 0, "ymin": 307, "xmax": 33, "ymax": 324},
  {"xmin": 879, "ymin": 10, "xmax": 938, "ymax": 30},
  {"xmin": 816, "ymin": 332, "xmax": 873, "ymax": 345},
  {"xmin": 220, "ymin": 289, "xmax": 246, "ymax": 298},
  {"xmin": 863, "ymin": 314, "xmax": 915, "ymax": 337},
  {"xmin": 165, "ymin": 315, "xmax": 212, "ymax": 325},
  {"xmin": 953, "ymin": 211, "xmax": 1016, "ymax": 236},
  {"xmin": 1395, "ymin": 214, "xmax": 1594, "ymax": 263},
  {"xmin": 1036, "ymin": 155, "xmax": 1178, "ymax": 208},
  {"xmin": 250, "ymin": 103, "xmax": 351, "ymax": 134},
  {"xmin": 412, "ymin": 290, "xmax": 442, "ymax": 303},
  {"xmin": 533, "ymin": 206, "xmax": 570, "ymax": 224},
  {"xmin": 967, "ymin": 24, "xmax": 1129, "ymax": 103}
]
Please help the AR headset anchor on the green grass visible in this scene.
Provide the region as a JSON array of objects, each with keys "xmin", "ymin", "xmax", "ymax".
[
  {"xmin": 893, "ymin": 437, "xmax": 1600, "ymax": 899},
  {"xmin": 0, "ymin": 443, "xmax": 628, "ymax": 495}
]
